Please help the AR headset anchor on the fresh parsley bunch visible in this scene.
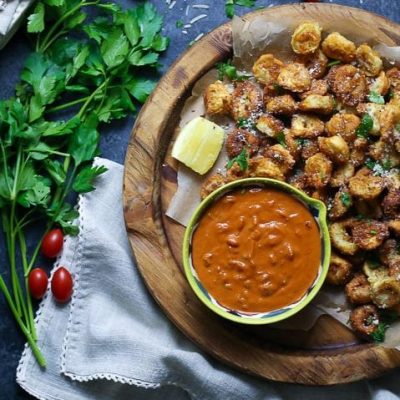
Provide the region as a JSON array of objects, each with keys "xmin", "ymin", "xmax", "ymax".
[{"xmin": 0, "ymin": 0, "xmax": 168, "ymax": 366}]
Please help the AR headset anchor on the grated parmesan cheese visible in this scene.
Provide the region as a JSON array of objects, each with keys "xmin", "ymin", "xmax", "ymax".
[{"xmin": 190, "ymin": 14, "xmax": 207, "ymax": 24}]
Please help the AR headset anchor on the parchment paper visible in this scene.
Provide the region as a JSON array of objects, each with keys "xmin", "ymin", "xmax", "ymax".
[{"xmin": 166, "ymin": 14, "xmax": 400, "ymax": 347}]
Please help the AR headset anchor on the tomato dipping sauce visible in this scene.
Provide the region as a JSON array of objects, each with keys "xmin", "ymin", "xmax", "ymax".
[{"xmin": 191, "ymin": 187, "xmax": 321, "ymax": 313}]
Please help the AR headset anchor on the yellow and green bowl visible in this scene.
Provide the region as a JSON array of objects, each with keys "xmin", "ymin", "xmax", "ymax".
[{"xmin": 182, "ymin": 177, "xmax": 331, "ymax": 325}]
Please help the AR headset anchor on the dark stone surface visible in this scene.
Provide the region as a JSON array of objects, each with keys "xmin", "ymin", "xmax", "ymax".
[{"xmin": 0, "ymin": 1, "xmax": 399, "ymax": 399}]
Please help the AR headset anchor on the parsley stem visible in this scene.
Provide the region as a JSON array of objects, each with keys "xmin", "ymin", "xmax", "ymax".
[
  {"xmin": 25, "ymin": 225, "xmax": 51, "ymax": 278},
  {"xmin": 38, "ymin": 1, "xmax": 100, "ymax": 53},
  {"xmin": 0, "ymin": 275, "xmax": 45, "ymax": 367},
  {"xmin": 0, "ymin": 139, "xmax": 11, "ymax": 195},
  {"xmin": 18, "ymin": 228, "xmax": 37, "ymax": 340},
  {"xmin": 78, "ymin": 79, "xmax": 109, "ymax": 119},
  {"xmin": 46, "ymin": 96, "xmax": 90, "ymax": 114}
]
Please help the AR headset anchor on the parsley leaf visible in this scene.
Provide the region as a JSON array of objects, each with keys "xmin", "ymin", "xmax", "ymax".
[
  {"xmin": 237, "ymin": 118, "xmax": 254, "ymax": 129},
  {"xmin": 216, "ymin": 60, "xmax": 250, "ymax": 81},
  {"xmin": 370, "ymin": 323, "xmax": 387, "ymax": 343},
  {"xmin": 72, "ymin": 165, "xmax": 108, "ymax": 193},
  {"xmin": 368, "ymin": 91, "xmax": 385, "ymax": 104},
  {"xmin": 356, "ymin": 114, "xmax": 373, "ymax": 138},
  {"xmin": 176, "ymin": 20, "xmax": 184, "ymax": 28},
  {"xmin": 27, "ymin": 3, "xmax": 45, "ymax": 33},
  {"xmin": 327, "ymin": 60, "xmax": 341, "ymax": 67},
  {"xmin": 68, "ymin": 117, "xmax": 99, "ymax": 167},
  {"xmin": 276, "ymin": 131, "xmax": 287, "ymax": 148},
  {"xmin": 226, "ymin": 148, "xmax": 249, "ymax": 171},
  {"xmin": 225, "ymin": 0, "xmax": 256, "ymax": 19},
  {"xmin": 340, "ymin": 192, "xmax": 351, "ymax": 208}
]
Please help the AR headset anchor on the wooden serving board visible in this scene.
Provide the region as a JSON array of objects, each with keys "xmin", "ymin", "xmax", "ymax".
[{"xmin": 123, "ymin": 3, "xmax": 400, "ymax": 384}]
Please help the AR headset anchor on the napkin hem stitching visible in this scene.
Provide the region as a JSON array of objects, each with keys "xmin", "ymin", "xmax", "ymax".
[
  {"xmin": 63, "ymin": 371, "xmax": 161, "ymax": 389},
  {"xmin": 60, "ymin": 191, "xmax": 86, "ymax": 374}
]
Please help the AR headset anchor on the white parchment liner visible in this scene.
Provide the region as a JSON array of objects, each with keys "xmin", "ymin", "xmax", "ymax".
[{"xmin": 166, "ymin": 14, "xmax": 400, "ymax": 347}]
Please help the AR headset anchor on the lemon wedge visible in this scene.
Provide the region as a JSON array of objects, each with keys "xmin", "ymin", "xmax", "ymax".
[{"xmin": 172, "ymin": 116, "xmax": 224, "ymax": 175}]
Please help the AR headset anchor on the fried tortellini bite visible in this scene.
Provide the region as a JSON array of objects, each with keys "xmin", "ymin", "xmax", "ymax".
[
  {"xmin": 277, "ymin": 63, "xmax": 311, "ymax": 92},
  {"xmin": 321, "ymin": 32, "xmax": 356, "ymax": 62},
  {"xmin": 356, "ymin": 44, "xmax": 383, "ymax": 77},
  {"xmin": 329, "ymin": 219, "xmax": 359, "ymax": 255},
  {"xmin": 326, "ymin": 252, "xmax": 353, "ymax": 285},
  {"xmin": 225, "ymin": 128, "xmax": 260, "ymax": 158},
  {"xmin": 263, "ymin": 144, "xmax": 295, "ymax": 176},
  {"xmin": 346, "ymin": 273, "xmax": 372, "ymax": 305},
  {"xmin": 318, "ymin": 135, "xmax": 350, "ymax": 164},
  {"xmin": 291, "ymin": 114, "xmax": 324, "ymax": 138},
  {"xmin": 349, "ymin": 168, "xmax": 384, "ymax": 200},
  {"xmin": 363, "ymin": 261, "xmax": 400, "ymax": 308},
  {"xmin": 200, "ymin": 174, "xmax": 227, "ymax": 199},
  {"xmin": 252, "ymin": 54, "xmax": 284, "ymax": 87},
  {"xmin": 265, "ymin": 94, "xmax": 298, "ymax": 116},
  {"xmin": 351, "ymin": 220, "xmax": 389, "ymax": 251},
  {"xmin": 329, "ymin": 189, "xmax": 352, "ymax": 220},
  {"xmin": 204, "ymin": 80, "xmax": 232, "ymax": 115},
  {"xmin": 325, "ymin": 113, "xmax": 360, "ymax": 143},
  {"xmin": 299, "ymin": 94, "xmax": 335, "ymax": 115},
  {"xmin": 291, "ymin": 21, "xmax": 322, "ymax": 55},
  {"xmin": 350, "ymin": 304, "xmax": 380, "ymax": 339},
  {"xmin": 304, "ymin": 152, "xmax": 332, "ymax": 188},
  {"xmin": 256, "ymin": 114, "xmax": 284, "ymax": 138},
  {"xmin": 248, "ymin": 156, "xmax": 285, "ymax": 181},
  {"xmin": 369, "ymin": 71, "xmax": 390, "ymax": 96},
  {"xmin": 231, "ymin": 81, "xmax": 263, "ymax": 121},
  {"xmin": 328, "ymin": 65, "xmax": 368, "ymax": 106}
]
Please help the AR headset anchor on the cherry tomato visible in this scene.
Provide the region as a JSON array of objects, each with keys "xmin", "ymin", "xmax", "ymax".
[
  {"xmin": 41, "ymin": 228, "xmax": 64, "ymax": 258},
  {"xmin": 28, "ymin": 268, "xmax": 49, "ymax": 300},
  {"xmin": 51, "ymin": 267, "xmax": 73, "ymax": 303}
]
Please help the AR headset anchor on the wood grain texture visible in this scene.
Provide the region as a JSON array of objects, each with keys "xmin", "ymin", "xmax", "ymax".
[{"xmin": 123, "ymin": 3, "xmax": 400, "ymax": 385}]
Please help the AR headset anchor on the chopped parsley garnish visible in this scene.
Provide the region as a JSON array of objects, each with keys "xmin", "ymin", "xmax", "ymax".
[
  {"xmin": 176, "ymin": 20, "xmax": 184, "ymax": 28},
  {"xmin": 237, "ymin": 118, "xmax": 254, "ymax": 129},
  {"xmin": 368, "ymin": 90, "xmax": 385, "ymax": 104},
  {"xmin": 370, "ymin": 230, "xmax": 377, "ymax": 235},
  {"xmin": 370, "ymin": 310, "xmax": 398, "ymax": 343},
  {"xmin": 273, "ymin": 83, "xmax": 284, "ymax": 95},
  {"xmin": 295, "ymin": 138, "xmax": 307, "ymax": 146},
  {"xmin": 276, "ymin": 131, "xmax": 287, "ymax": 148},
  {"xmin": 371, "ymin": 323, "xmax": 388, "ymax": 342},
  {"xmin": 216, "ymin": 60, "xmax": 250, "ymax": 81},
  {"xmin": 365, "ymin": 158, "xmax": 391, "ymax": 175},
  {"xmin": 382, "ymin": 159, "xmax": 392, "ymax": 170},
  {"xmin": 327, "ymin": 60, "xmax": 341, "ymax": 67},
  {"xmin": 226, "ymin": 148, "xmax": 249, "ymax": 171},
  {"xmin": 366, "ymin": 253, "xmax": 380, "ymax": 269},
  {"xmin": 340, "ymin": 192, "xmax": 351, "ymax": 207},
  {"xmin": 365, "ymin": 158, "xmax": 376, "ymax": 171},
  {"xmin": 356, "ymin": 114, "xmax": 374, "ymax": 138},
  {"xmin": 225, "ymin": 0, "xmax": 256, "ymax": 19}
]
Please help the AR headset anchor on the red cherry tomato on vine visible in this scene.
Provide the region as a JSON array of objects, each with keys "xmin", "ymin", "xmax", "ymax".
[
  {"xmin": 51, "ymin": 267, "xmax": 73, "ymax": 303},
  {"xmin": 28, "ymin": 268, "xmax": 49, "ymax": 300},
  {"xmin": 41, "ymin": 228, "xmax": 64, "ymax": 258}
]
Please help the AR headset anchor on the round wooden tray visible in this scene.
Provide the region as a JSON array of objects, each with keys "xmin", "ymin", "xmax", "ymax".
[{"xmin": 123, "ymin": 3, "xmax": 400, "ymax": 385}]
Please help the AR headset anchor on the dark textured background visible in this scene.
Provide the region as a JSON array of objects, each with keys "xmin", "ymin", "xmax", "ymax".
[{"xmin": 0, "ymin": 0, "xmax": 399, "ymax": 399}]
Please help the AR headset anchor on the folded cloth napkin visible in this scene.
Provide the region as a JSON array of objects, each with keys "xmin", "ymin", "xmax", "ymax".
[
  {"xmin": 0, "ymin": 0, "xmax": 33, "ymax": 49},
  {"xmin": 16, "ymin": 158, "xmax": 400, "ymax": 400}
]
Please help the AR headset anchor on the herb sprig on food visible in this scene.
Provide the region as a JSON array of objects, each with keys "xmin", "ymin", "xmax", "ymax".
[
  {"xmin": 225, "ymin": 0, "xmax": 257, "ymax": 19},
  {"xmin": 0, "ymin": 0, "xmax": 168, "ymax": 367},
  {"xmin": 226, "ymin": 148, "xmax": 249, "ymax": 171},
  {"xmin": 356, "ymin": 114, "xmax": 373, "ymax": 139},
  {"xmin": 216, "ymin": 60, "xmax": 251, "ymax": 81}
]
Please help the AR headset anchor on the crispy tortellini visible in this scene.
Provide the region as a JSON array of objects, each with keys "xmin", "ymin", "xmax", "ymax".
[
  {"xmin": 291, "ymin": 21, "xmax": 322, "ymax": 55},
  {"xmin": 198, "ymin": 22, "xmax": 400, "ymax": 339}
]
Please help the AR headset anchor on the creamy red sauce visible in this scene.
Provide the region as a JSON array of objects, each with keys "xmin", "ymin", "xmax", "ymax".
[{"xmin": 191, "ymin": 187, "xmax": 321, "ymax": 313}]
